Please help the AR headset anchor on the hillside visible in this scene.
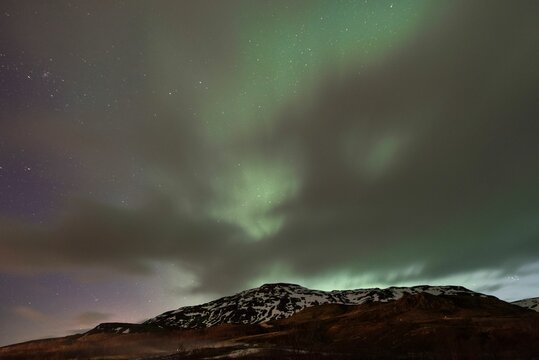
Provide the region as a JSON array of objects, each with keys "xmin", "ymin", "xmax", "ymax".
[{"xmin": 1, "ymin": 284, "xmax": 538, "ymax": 359}]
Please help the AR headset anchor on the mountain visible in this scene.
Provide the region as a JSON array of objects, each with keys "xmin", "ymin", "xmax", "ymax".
[
  {"xmin": 142, "ymin": 283, "xmax": 484, "ymax": 330},
  {"xmin": 512, "ymin": 296, "xmax": 539, "ymax": 312},
  {"xmin": 2, "ymin": 288, "xmax": 539, "ymax": 360},
  {"xmin": 243, "ymin": 292, "xmax": 539, "ymax": 359},
  {"xmin": 2, "ymin": 283, "xmax": 539, "ymax": 359}
]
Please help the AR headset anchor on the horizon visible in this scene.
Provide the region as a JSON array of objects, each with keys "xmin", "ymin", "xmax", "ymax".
[{"xmin": 1, "ymin": 0, "xmax": 538, "ymax": 347}]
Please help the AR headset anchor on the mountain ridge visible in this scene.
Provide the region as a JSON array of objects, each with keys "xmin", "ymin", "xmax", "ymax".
[
  {"xmin": 88, "ymin": 282, "xmax": 539, "ymax": 335},
  {"xmin": 143, "ymin": 283, "xmax": 489, "ymax": 329},
  {"xmin": 3, "ymin": 289, "xmax": 539, "ymax": 360},
  {"xmin": 87, "ymin": 282, "xmax": 495, "ymax": 334}
]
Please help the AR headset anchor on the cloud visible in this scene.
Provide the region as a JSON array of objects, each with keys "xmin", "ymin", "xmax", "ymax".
[
  {"xmin": 0, "ymin": 0, "xmax": 537, "ymax": 298},
  {"xmin": 192, "ymin": 0, "xmax": 539, "ymax": 291},
  {"xmin": 76, "ymin": 311, "xmax": 112, "ymax": 326},
  {"xmin": 0, "ymin": 195, "xmax": 245, "ymax": 276},
  {"xmin": 13, "ymin": 306, "xmax": 50, "ymax": 323},
  {"xmin": 251, "ymin": 0, "xmax": 539, "ymax": 281}
]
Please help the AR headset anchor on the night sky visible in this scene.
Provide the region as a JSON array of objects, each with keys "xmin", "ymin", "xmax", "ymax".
[{"xmin": 1, "ymin": 0, "xmax": 538, "ymax": 346}]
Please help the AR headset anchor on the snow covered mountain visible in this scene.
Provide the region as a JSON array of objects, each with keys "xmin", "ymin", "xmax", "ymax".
[
  {"xmin": 512, "ymin": 297, "xmax": 539, "ymax": 312},
  {"xmin": 7, "ymin": 287, "xmax": 539, "ymax": 359},
  {"xmin": 142, "ymin": 282, "xmax": 484, "ymax": 329}
]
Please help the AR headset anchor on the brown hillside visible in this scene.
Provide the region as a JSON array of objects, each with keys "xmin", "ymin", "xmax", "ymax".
[{"xmin": 1, "ymin": 293, "xmax": 539, "ymax": 359}]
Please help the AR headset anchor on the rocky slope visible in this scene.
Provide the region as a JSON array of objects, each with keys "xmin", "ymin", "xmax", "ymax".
[
  {"xmin": 142, "ymin": 283, "xmax": 484, "ymax": 330},
  {"xmin": 2, "ymin": 291, "xmax": 539, "ymax": 360}
]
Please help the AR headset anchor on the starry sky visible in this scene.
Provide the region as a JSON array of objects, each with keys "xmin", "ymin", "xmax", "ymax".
[{"xmin": 1, "ymin": 0, "xmax": 538, "ymax": 346}]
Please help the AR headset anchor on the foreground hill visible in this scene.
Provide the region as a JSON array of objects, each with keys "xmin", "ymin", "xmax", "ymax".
[
  {"xmin": 242, "ymin": 292, "xmax": 539, "ymax": 359},
  {"xmin": 1, "ymin": 284, "xmax": 539, "ymax": 359}
]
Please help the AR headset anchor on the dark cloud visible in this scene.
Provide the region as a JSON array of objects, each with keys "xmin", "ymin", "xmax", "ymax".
[
  {"xmin": 0, "ymin": 195, "xmax": 245, "ymax": 275},
  {"xmin": 193, "ymin": 0, "xmax": 539, "ymax": 291},
  {"xmin": 0, "ymin": 0, "xmax": 538, "ymax": 300},
  {"xmin": 257, "ymin": 0, "xmax": 539, "ymax": 282}
]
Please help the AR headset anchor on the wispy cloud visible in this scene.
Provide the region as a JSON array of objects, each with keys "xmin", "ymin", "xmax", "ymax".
[
  {"xmin": 76, "ymin": 311, "xmax": 112, "ymax": 326},
  {"xmin": 13, "ymin": 306, "xmax": 50, "ymax": 323}
]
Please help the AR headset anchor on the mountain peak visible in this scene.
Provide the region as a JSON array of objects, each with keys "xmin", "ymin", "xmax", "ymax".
[
  {"xmin": 259, "ymin": 282, "xmax": 303, "ymax": 288},
  {"xmin": 255, "ymin": 282, "xmax": 304, "ymax": 291}
]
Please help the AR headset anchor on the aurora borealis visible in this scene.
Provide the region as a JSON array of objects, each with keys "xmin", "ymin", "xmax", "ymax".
[{"xmin": 1, "ymin": 0, "xmax": 538, "ymax": 346}]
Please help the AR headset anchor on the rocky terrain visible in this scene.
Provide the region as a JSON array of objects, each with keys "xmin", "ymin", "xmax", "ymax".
[
  {"xmin": 1, "ymin": 283, "xmax": 538, "ymax": 359},
  {"xmin": 143, "ymin": 283, "xmax": 484, "ymax": 330}
]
